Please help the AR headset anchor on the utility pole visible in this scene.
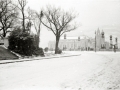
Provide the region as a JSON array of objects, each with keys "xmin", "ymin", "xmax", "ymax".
[
  {"xmin": 74, "ymin": 40, "xmax": 75, "ymax": 51},
  {"xmin": 95, "ymin": 31, "xmax": 96, "ymax": 52}
]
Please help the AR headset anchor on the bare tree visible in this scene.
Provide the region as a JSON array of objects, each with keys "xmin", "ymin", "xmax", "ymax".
[
  {"xmin": 24, "ymin": 8, "xmax": 43, "ymax": 48},
  {"xmin": 41, "ymin": 6, "xmax": 78, "ymax": 54},
  {"xmin": 23, "ymin": 7, "xmax": 43, "ymax": 48},
  {"xmin": 25, "ymin": 7, "xmax": 34, "ymax": 33},
  {"xmin": 0, "ymin": 0, "xmax": 18, "ymax": 38},
  {"xmin": 34, "ymin": 11, "xmax": 43, "ymax": 37},
  {"xmin": 32, "ymin": 11, "xmax": 43, "ymax": 48},
  {"xmin": 16, "ymin": 0, "xmax": 27, "ymax": 32}
]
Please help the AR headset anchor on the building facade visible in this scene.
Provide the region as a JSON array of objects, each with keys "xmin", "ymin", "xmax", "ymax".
[
  {"xmin": 95, "ymin": 28, "xmax": 110, "ymax": 50},
  {"xmin": 48, "ymin": 35, "xmax": 95, "ymax": 51},
  {"xmin": 48, "ymin": 29, "xmax": 113, "ymax": 51}
]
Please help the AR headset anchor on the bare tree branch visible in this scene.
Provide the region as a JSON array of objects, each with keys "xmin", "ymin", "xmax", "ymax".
[
  {"xmin": 60, "ymin": 26, "xmax": 77, "ymax": 36},
  {"xmin": 0, "ymin": 0, "xmax": 18, "ymax": 37},
  {"xmin": 13, "ymin": 0, "xmax": 27, "ymax": 32},
  {"xmin": 41, "ymin": 20, "xmax": 56, "ymax": 35}
]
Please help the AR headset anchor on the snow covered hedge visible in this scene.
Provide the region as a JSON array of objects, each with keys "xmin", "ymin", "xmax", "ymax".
[{"xmin": 8, "ymin": 27, "xmax": 44, "ymax": 56}]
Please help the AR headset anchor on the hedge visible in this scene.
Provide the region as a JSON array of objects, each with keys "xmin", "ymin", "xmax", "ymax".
[{"xmin": 8, "ymin": 28, "xmax": 44, "ymax": 56}]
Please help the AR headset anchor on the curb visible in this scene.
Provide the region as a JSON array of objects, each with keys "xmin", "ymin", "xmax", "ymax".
[{"xmin": 0, "ymin": 54, "xmax": 81, "ymax": 64}]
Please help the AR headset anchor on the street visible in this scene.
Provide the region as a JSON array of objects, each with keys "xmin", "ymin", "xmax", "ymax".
[{"xmin": 0, "ymin": 52, "xmax": 120, "ymax": 90}]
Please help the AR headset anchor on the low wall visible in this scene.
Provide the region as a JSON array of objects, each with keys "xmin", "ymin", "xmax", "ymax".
[{"xmin": 0, "ymin": 38, "xmax": 9, "ymax": 48}]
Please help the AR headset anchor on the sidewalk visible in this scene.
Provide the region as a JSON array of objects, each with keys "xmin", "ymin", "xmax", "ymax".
[{"xmin": 0, "ymin": 53, "xmax": 81, "ymax": 64}]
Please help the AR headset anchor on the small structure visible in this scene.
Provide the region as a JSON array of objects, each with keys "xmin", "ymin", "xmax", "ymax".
[
  {"xmin": 115, "ymin": 37, "xmax": 118, "ymax": 49},
  {"xmin": 0, "ymin": 37, "xmax": 9, "ymax": 47},
  {"xmin": 110, "ymin": 35, "xmax": 113, "ymax": 49},
  {"xmin": 109, "ymin": 36, "xmax": 119, "ymax": 52}
]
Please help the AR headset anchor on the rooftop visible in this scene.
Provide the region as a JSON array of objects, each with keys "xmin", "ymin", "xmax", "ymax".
[{"xmin": 60, "ymin": 35, "xmax": 92, "ymax": 40}]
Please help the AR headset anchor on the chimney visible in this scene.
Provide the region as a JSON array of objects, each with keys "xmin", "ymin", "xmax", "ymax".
[
  {"xmin": 64, "ymin": 34, "xmax": 66, "ymax": 39},
  {"xmin": 78, "ymin": 36, "xmax": 80, "ymax": 41}
]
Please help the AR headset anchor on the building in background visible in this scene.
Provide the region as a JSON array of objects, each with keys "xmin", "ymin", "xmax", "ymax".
[
  {"xmin": 48, "ymin": 28, "xmax": 118, "ymax": 51},
  {"xmin": 95, "ymin": 28, "xmax": 110, "ymax": 50},
  {"xmin": 48, "ymin": 34, "xmax": 95, "ymax": 51}
]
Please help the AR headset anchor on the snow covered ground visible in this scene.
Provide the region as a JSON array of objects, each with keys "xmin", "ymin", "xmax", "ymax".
[{"xmin": 0, "ymin": 51, "xmax": 120, "ymax": 90}]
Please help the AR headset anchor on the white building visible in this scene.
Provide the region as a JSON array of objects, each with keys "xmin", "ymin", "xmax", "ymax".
[
  {"xmin": 95, "ymin": 28, "xmax": 110, "ymax": 50},
  {"xmin": 48, "ymin": 28, "xmax": 112, "ymax": 51},
  {"xmin": 48, "ymin": 35, "xmax": 95, "ymax": 51}
]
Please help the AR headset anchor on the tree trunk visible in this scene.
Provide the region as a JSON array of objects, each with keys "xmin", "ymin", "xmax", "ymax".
[
  {"xmin": 34, "ymin": 35, "xmax": 39, "ymax": 49},
  {"xmin": 22, "ymin": 10, "xmax": 25, "ymax": 32},
  {"xmin": 55, "ymin": 36, "xmax": 60, "ymax": 54},
  {"xmin": 3, "ymin": 28, "xmax": 6, "ymax": 37},
  {"xmin": 36, "ymin": 25, "xmax": 41, "ymax": 48},
  {"xmin": 37, "ymin": 35, "xmax": 40, "ymax": 48},
  {"xmin": 23, "ymin": 16, "xmax": 25, "ymax": 32}
]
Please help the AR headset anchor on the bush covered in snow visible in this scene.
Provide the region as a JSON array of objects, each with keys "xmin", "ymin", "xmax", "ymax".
[
  {"xmin": 44, "ymin": 47, "xmax": 49, "ymax": 52},
  {"xmin": 8, "ymin": 27, "xmax": 44, "ymax": 56},
  {"xmin": 57, "ymin": 48, "xmax": 62, "ymax": 54}
]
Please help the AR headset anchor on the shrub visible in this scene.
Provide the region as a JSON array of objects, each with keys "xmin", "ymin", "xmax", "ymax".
[
  {"xmin": 57, "ymin": 49, "xmax": 62, "ymax": 54},
  {"xmin": 33, "ymin": 48, "xmax": 45, "ymax": 56},
  {"xmin": 8, "ymin": 32, "xmax": 34, "ymax": 56},
  {"xmin": 8, "ymin": 27, "xmax": 44, "ymax": 56},
  {"xmin": 44, "ymin": 47, "xmax": 48, "ymax": 52}
]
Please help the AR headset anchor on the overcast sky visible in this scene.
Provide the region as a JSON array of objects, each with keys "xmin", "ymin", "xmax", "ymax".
[{"xmin": 27, "ymin": 0, "xmax": 120, "ymax": 48}]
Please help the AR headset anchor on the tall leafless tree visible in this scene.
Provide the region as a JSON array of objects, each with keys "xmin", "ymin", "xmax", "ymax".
[
  {"xmin": 32, "ymin": 11, "xmax": 43, "ymax": 48},
  {"xmin": 0, "ymin": 0, "xmax": 18, "ymax": 38},
  {"xmin": 16, "ymin": 0, "xmax": 27, "ymax": 32},
  {"xmin": 41, "ymin": 6, "xmax": 78, "ymax": 54},
  {"xmin": 26, "ymin": 7, "xmax": 33, "ymax": 33},
  {"xmin": 24, "ymin": 8, "xmax": 43, "ymax": 48},
  {"xmin": 34, "ymin": 11, "xmax": 43, "ymax": 37}
]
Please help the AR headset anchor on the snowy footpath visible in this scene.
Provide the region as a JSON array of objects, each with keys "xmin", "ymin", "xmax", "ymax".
[{"xmin": 0, "ymin": 51, "xmax": 120, "ymax": 90}]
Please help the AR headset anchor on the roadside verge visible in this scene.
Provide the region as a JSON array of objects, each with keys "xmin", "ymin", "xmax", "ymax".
[{"xmin": 0, "ymin": 54, "xmax": 81, "ymax": 64}]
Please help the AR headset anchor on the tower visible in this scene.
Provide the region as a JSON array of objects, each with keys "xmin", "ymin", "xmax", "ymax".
[
  {"xmin": 97, "ymin": 28, "xmax": 100, "ymax": 35},
  {"xmin": 101, "ymin": 30, "xmax": 105, "ymax": 49},
  {"xmin": 101, "ymin": 30, "xmax": 104, "ymax": 38},
  {"xmin": 96, "ymin": 28, "xmax": 101, "ymax": 49},
  {"xmin": 115, "ymin": 37, "xmax": 118, "ymax": 49},
  {"xmin": 110, "ymin": 35, "xmax": 113, "ymax": 49}
]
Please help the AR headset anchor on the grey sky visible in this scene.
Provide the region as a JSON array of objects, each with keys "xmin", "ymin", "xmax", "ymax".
[{"xmin": 27, "ymin": 0, "xmax": 120, "ymax": 47}]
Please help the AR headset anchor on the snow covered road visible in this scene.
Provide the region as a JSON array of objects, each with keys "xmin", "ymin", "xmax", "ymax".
[{"xmin": 0, "ymin": 52, "xmax": 120, "ymax": 90}]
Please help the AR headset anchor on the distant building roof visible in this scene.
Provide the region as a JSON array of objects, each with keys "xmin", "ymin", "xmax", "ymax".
[{"xmin": 60, "ymin": 35, "xmax": 91, "ymax": 40}]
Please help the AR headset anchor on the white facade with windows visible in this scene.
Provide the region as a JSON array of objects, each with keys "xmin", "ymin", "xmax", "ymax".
[
  {"xmin": 48, "ymin": 35, "xmax": 95, "ymax": 51},
  {"xmin": 48, "ymin": 29, "xmax": 114, "ymax": 51}
]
